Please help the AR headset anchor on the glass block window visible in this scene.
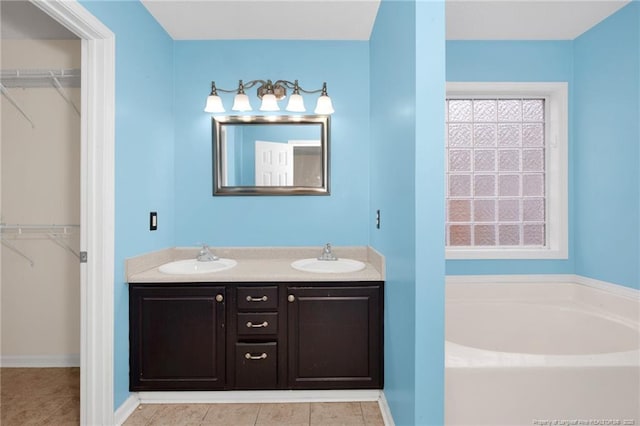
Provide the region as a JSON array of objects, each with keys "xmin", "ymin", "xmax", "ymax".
[{"xmin": 446, "ymin": 98, "xmax": 546, "ymax": 248}]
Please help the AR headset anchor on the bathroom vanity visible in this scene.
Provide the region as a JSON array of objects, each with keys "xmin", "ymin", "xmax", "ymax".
[{"xmin": 126, "ymin": 247, "xmax": 384, "ymax": 392}]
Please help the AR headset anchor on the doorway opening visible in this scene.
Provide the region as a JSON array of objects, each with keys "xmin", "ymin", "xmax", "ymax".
[{"xmin": 1, "ymin": 0, "xmax": 115, "ymax": 424}]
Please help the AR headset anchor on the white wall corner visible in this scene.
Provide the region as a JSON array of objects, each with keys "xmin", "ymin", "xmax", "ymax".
[{"xmin": 114, "ymin": 393, "xmax": 140, "ymax": 426}]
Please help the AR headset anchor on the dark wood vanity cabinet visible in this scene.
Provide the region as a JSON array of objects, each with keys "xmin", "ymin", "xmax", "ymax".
[
  {"xmin": 129, "ymin": 281, "xmax": 383, "ymax": 391},
  {"xmin": 129, "ymin": 285, "xmax": 226, "ymax": 391}
]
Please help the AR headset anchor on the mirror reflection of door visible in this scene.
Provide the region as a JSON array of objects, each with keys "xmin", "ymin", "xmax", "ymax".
[
  {"xmin": 255, "ymin": 140, "xmax": 293, "ymax": 186},
  {"xmin": 254, "ymin": 140, "xmax": 322, "ymax": 186}
]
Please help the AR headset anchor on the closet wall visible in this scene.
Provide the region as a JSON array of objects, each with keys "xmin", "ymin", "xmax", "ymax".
[{"xmin": 1, "ymin": 39, "xmax": 81, "ymax": 365}]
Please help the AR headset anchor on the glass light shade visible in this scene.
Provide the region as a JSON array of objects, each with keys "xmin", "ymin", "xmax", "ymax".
[
  {"xmin": 314, "ymin": 95, "xmax": 335, "ymax": 115},
  {"xmin": 232, "ymin": 93, "xmax": 252, "ymax": 111},
  {"xmin": 259, "ymin": 94, "xmax": 280, "ymax": 111},
  {"xmin": 204, "ymin": 95, "xmax": 225, "ymax": 113},
  {"xmin": 285, "ymin": 93, "xmax": 306, "ymax": 112}
]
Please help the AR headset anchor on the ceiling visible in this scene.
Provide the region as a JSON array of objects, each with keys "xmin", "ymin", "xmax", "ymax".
[
  {"xmin": 0, "ymin": 0, "xmax": 631, "ymax": 41},
  {"xmin": 0, "ymin": 0, "xmax": 78, "ymax": 39},
  {"xmin": 140, "ymin": 0, "xmax": 381, "ymax": 40},
  {"xmin": 141, "ymin": 0, "xmax": 630, "ymax": 41},
  {"xmin": 446, "ymin": 0, "xmax": 630, "ymax": 40}
]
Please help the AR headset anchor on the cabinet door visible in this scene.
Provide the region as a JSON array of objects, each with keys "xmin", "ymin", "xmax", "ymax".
[
  {"xmin": 287, "ymin": 285, "xmax": 383, "ymax": 389},
  {"xmin": 129, "ymin": 285, "xmax": 226, "ymax": 391}
]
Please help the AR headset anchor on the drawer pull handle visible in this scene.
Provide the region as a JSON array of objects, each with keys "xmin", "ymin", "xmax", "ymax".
[
  {"xmin": 215, "ymin": 294, "xmax": 224, "ymax": 302},
  {"xmin": 245, "ymin": 352, "xmax": 268, "ymax": 360},
  {"xmin": 287, "ymin": 295, "xmax": 295, "ymax": 303},
  {"xmin": 246, "ymin": 321, "xmax": 269, "ymax": 328},
  {"xmin": 246, "ymin": 295, "xmax": 268, "ymax": 302}
]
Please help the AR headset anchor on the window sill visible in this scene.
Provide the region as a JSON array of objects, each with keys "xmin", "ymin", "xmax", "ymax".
[{"xmin": 446, "ymin": 247, "xmax": 568, "ymax": 260}]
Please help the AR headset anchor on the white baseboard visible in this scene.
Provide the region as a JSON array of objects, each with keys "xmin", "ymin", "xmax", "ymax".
[
  {"xmin": 137, "ymin": 389, "xmax": 382, "ymax": 404},
  {"xmin": 378, "ymin": 391, "xmax": 395, "ymax": 426},
  {"xmin": 1, "ymin": 354, "xmax": 80, "ymax": 368},
  {"xmin": 118, "ymin": 390, "xmax": 393, "ymax": 425},
  {"xmin": 114, "ymin": 394, "xmax": 140, "ymax": 426}
]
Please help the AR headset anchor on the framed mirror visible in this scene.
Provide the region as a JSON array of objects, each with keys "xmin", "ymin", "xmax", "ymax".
[{"xmin": 213, "ymin": 115, "xmax": 330, "ymax": 195}]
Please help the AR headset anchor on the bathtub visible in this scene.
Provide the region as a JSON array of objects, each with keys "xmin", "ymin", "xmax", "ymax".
[{"xmin": 445, "ymin": 278, "xmax": 640, "ymax": 426}]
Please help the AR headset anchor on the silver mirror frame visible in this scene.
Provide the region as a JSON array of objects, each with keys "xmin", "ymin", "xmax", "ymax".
[{"xmin": 212, "ymin": 115, "xmax": 330, "ymax": 196}]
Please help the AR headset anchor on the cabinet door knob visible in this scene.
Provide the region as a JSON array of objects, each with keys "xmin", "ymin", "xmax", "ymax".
[
  {"xmin": 215, "ymin": 294, "xmax": 224, "ymax": 302},
  {"xmin": 245, "ymin": 295, "xmax": 268, "ymax": 302},
  {"xmin": 287, "ymin": 294, "xmax": 295, "ymax": 303},
  {"xmin": 245, "ymin": 352, "xmax": 267, "ymax": 360},
  {"xmin": 246, "ymin": 321, "xmax": 268, "ymax": 328}
]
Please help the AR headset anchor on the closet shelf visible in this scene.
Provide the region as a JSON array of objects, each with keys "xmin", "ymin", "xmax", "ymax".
[
  {"xmin": 0, "ymin": 224, "xmax": 81, "ymax": 265},
  {"xmin": 1, "ymin": 68, "xmax": 81, "ymax": 123}
]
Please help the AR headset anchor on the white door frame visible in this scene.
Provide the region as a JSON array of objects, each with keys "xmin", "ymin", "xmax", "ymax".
[{"xmin": 31, "ymin": 1, "xmax": 115, "ymax": 424}]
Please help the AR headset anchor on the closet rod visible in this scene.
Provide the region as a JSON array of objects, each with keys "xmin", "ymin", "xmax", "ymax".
[
  {"xmin": 1, "ymin": 68, "xmax": 81, "ymax": 88},
  {"xmin": 1, "ymin": 223, "xmax": 80, "ymax": 228},
  {"xmin": 0, "ymin": 224, "xmax": 80, "ymax": 234}
]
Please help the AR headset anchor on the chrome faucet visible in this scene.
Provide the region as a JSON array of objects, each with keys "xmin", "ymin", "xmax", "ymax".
[
  {"xmin": 317, "ymin": 243, "xmax": 338, "ymax": 261},
  {"xmin": 196, "ymin": 244, "xmax": 219, "ymax": 262}
]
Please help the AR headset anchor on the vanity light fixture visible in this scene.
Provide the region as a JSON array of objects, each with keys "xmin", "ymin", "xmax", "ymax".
[
  {"xmin": 204, "ymin": 82, "xmax": 225, "ymax": 113},
  {"xmin": 204, "ymin": 79, "xmax": 334, "ymax": 115}
]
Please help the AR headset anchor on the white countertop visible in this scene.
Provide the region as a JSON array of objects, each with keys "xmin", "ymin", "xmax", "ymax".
[{"xmin": 126, "ymin": 246, "xmax": 385, "ymax": 283}]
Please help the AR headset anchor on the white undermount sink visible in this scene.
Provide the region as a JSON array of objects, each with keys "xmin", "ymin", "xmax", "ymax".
[
  {"xmin": 158, "ymin": 258, "xmax": 237, "ymax": 275},
  {"xmin": 291, "ymin": 258, "xmax": 366, "ymax": 274}
]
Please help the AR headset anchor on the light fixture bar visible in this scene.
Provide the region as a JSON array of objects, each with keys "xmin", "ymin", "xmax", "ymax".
[{"xmin": 204, "ymin": 79, "xmax": 334, "ymax": 115}]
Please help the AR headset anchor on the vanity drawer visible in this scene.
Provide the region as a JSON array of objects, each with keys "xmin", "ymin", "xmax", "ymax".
[
  {"xmin": 234, "ymin": 342, "xmax": 277, "ymax": 389},
  {"xmin": 237, "ymin": 286, "xmax": 278, "ymax": 311},
  {"xmin": 237, "ymin": 312, "xmax": 278, "ymax": 336}
]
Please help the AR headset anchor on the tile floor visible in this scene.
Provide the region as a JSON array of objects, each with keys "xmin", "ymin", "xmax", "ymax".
[
  {"xmin": 124, "ymin": 401, "xmax": 385, "ymax": 426},
  {"xmin": 1, "ymin": 367, "xmax": 80, "ymax": 425},
  {"xmin": 0, "ymin": 368, "xmax": 385, "ymax": 426}
]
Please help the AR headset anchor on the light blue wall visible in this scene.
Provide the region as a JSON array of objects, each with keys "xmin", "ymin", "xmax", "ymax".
[
  {"xmin": 447, "ymin": 41, "xmax": 573, "ymax": 82},
  {"xmin": 370, "ymin": 2, "xmax": 417, "ymax": 422},
  {"xmin": 445, "ymin": 41, "xmax": 576, "ymax": 275},
  {"xmin": 414, "ymin": 1, "xmax": 446, "ymax": 424},
  {"xmin": 79, "ymin": 1, "xmax": 176, "ymax": 409},
  {"xmin": 574, "ymin": 3, "xmax": 640, "ymax": 289},
  {"xmin": 370, "ymin": 1, "xmax": 445, "ymax": 424},
  {"xmin": 173, "ymin": 41, "xmax": 370, "ymax": 246}
]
